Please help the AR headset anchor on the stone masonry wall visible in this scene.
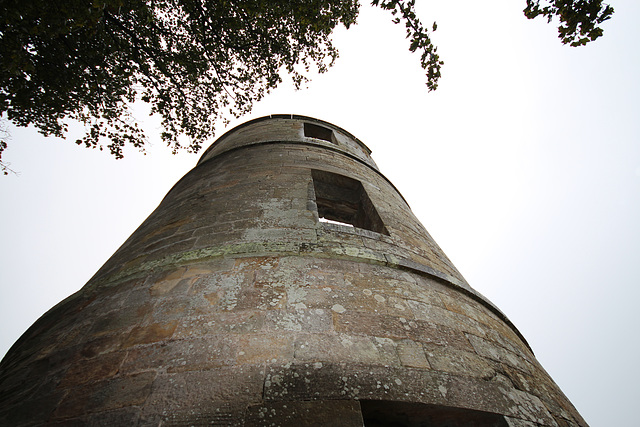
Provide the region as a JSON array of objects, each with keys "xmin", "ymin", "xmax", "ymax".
[{"xmin": 0, "ymin": 117, "xmax": 587, "ymax": 426}]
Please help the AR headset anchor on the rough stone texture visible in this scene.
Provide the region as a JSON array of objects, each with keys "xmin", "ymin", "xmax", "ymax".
[
  {"xmin": 246, "ymin": 400, "xmax": 364, "ymax": 426},
  {"xmin": 0, "ymin": 115, "xmax": 587, "ymax": 426}
]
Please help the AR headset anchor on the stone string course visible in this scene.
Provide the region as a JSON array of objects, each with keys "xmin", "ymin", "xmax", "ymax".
[{"xmin": 0, "ymin": 116, "xmax": 586, "ymax": 426}]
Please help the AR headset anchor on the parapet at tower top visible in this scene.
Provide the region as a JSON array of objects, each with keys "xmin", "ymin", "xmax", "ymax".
[{"xmin": 197, "ymin": 115, "xmax": 378, "ymax": 170}]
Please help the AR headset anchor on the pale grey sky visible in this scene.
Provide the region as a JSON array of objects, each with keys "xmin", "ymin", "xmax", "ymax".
[{"xmin": 1, "ymin": 2, "xmax": 638, "ymax": 425}]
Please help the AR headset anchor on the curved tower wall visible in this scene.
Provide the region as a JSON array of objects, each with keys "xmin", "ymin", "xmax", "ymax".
[{"xmin": 0, "ymin": 115, "xmax": 586, "ymax": 426}]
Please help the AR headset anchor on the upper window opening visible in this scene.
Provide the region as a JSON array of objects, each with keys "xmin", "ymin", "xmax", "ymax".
[
  {"xmin": 304, "ymin": 123, "xmax": 334, "ymax": 143},
  {"xmin": 311, "ymin": 169, "xmax": 389, "ymax": 235}
]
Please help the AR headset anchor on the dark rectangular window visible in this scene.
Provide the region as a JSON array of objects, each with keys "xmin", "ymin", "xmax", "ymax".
[
  {"xmin": 304, "ymin": 123, "xmax": 334, "ymax": 143},
  {"xmin": 311, "ymin": 169, "xmax": 389, "ymax": 235},
  {"xmin": 360, "ymin": 400, "xmax": 509, "ymax": 427}
]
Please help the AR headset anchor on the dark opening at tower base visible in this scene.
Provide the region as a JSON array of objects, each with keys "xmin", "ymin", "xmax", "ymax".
[{"xmin": 360, "ymin": 400, "xmax": 508, "ymax": 427}]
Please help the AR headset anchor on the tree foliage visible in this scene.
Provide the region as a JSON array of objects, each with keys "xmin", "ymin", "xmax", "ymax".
[
  {"xmin": 0, "ymin": 0, "xmax": 614, "ymax": 170},
  {"xmin": 0, "ymin": 0, "xmax": 361, "ymax": 161},
  {"xmin": 524, "ymin": 0, "xmax": 614, "ymax": 46},
  {"xmin": 372, "ymin": 0, "xmax": 441, "ymax": 91}
]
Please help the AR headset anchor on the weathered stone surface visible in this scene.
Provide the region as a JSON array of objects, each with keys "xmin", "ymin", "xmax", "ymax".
[
  {"xmin": 59, "ymin": 350, "xmax": 127, "ymax": 386},
  {"xmin": 54, "ymin": 372, "xmax": 156, "ymax": 419},
  {"xmin": 89, "ymin": 304, "xmax": 153, "ymax": 338},
  {"xmin": 120, "ymin": 336, "xmax": 237, "ymax": 374},
  {"xmin": 334, "ymin": 311, "xmax": 408, "ymax": 340},
  {"xmin": 407, "ymin": 299, "xmax": 487, "ymax": 337},
  {"xmin": 396, "ymin": 339, "xmax": 431, "ymax": 368},
  {"xmin": 140, "ymin": 366, "xmax": 265, "ymax": 424},
  {"xmin": 122, "ymin": 320, "xmax": 179, "ymax": 348},
  {"xmin": 52, "ymin": 407, "xmax": 142, "ymax": 427},
  {"xmin": 81, "ymin": 334, "xmax": 126, "ymax": 358},
  {"xmin": 261, "ymin": 360, "xmax": 554, "ymax": 421},
  {"xmin": 266, "ymin": 308, "xmax": 332, "ymax": 332},
  {"xmin": 292, "ymin": 333, "xmax": 399, "ymax": 366},
  {"xmin": 0, "ymin": 391, "xmax": 66, "ymax": 427},
  {"xmin": 505, "ymin": 416, "xmax": 542, "ymax": 427},
  {"xmin": 0, "ymin": 116, "xmax": 586, "ymax": 426},
  {"xmin": 236, "ymin": 334, "xmax": 296, "ymax": 365},
  {"xmin": 86, "ymin": 407, "xmax": 142, "ymax": 426},
  {"xmin": 246, "ymin": 400, "xmax": 364, "ymax": 426},
  {"xmin": 404, "ymin": 318, "xmax": 474, "ymax": 352},
  {"xmin": 425, "ymin": 345, "xmax": 495, "ymax": 379},
  {"xmin": 467, "ymin": 334, "xmax": 534, "ymax": 374}
]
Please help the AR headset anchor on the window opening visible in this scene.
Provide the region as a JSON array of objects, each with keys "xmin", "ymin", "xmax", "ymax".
[
  {"xmin": 304, "ymin": 123, "xmax": 334, "ymax": 143},
  {"xmin": 360, "ymin": 400, "xmax": 508, "ymax": 427},
  {"xmin": 311, "ymin": 169, "xmax": 389, "ymax": 235}
]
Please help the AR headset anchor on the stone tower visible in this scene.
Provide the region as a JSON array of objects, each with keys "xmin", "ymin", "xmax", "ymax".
[{"xmin": 0, "ymin": 115, "xmax": 586, "ymax": 426}]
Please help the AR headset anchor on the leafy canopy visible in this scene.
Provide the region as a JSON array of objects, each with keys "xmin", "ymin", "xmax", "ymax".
[
  {"xmin": 524, "ymin": 0, "xmax": 614, "ymax": 46},
  {"xmin": 0, "ymin": 0, "xmax": 614, "ymax": 173}
]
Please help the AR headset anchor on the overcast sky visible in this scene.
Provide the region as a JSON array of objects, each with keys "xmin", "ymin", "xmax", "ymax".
[{"xmin": 1, "ymin": 1, "xmax": 638, "ymax": 425}]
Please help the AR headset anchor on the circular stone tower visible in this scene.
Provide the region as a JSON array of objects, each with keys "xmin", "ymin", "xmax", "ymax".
[{"xmin": 0, "ymin": 115, "xmax": 586, "ymax": 426}]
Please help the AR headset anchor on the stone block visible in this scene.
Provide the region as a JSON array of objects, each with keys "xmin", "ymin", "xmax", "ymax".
[
  {"xmin": 293, "ymin": 333, "xmax": 399, "ymax": 366},
  {"xmin": 141, "ymin": 231, "xmax": 196, "ymax": 255},
  {"xmin": 143, "ymin": 237, "xmax": 198, "ymax": 259},
  {"xmin": 146, "ymin": 295, "xmax": 196, "ymax": 324},
  {"xmin": 59, "ymin": 351, "xmax": 127, "ymax": 387},
  {"xmin": 265, "ymin": 309, "xmax": 332, "ymax": 332},
  {"xmin": 485, "ymin": 326, "xmax": 534, "ymax": 362},
  {"xmin": 140, "ymin": 401, "xmax": 247, "ymax": 426},
  {"xmin": 120, "ymin": 336, "xmax": 237, "ymax": 374},
  {"xmin": 194, "ymin": 228, "xmax": 245, "ymax": 249},
  {"xmin": 396, "ymin": 339, "xmax": 430, "ymax": 369},
  {"xmin": 290, "ymin": 287, "xmax": 336, "ymax": 309},
  {"xmin": 122, "ymin": 320, "xmax": 178, "ymax": 348},
  {"xmin": 138, "ymin": 217, "xmax": 192, "ymax": 244},
  {"xmin": 235, "ymin": 282, "xmax": 286, "ymax": 311},
  {"xmin": 246, "ymin": 400, "xmax": 364, "ymax": 426},
  {"xmin": 243, "ymin": 227, "xmax": 317, "ymax": 245},
  {"xmin": 437, "ymin": 375, "xmax": 557, "ymax": 426},
  {"xmin": 424, "ymin": 345, "xmax": 495, "ymax": 379},
  {"xmin": 501, "ymin": 365, "xmax": 584, "ymax": 426},
  {"xmin": 505, "ymin": 416, "xmax": 542, "ymax": 426},
  {"xmin": 334, "ymin": 311, "xmax": 408, "ymax": 340},
  {"xmin": 173, "ymin": 309, "xmax": 266, "ymax": 339},
  {"xmin": 0, "ymin": 347, "xmax": 76, "ymax": 409},
  {"xmin": 406, "ymin": 299, "xmax": 457, "ymax": 328},
  {"xmin": 407, "ymin": 299, "xmax": 488, "ymax": 337},
  {"xmin": 149, "ymin": 275, "xmax": 194, "ymax": 297},
  {"xmin": 235, "ymin": 334, "xmax": 295, "ymax": 365},
  {"xmin": 263, "ymin": 363, "xmax": 444, "ymax": 403},
  {"xmin": 45, "ymin": 417, "xmax": 88, "ymax": 427},
  {"xmin": 404, "ymin": 319, "xmax": 473, "ymax": 352},
  {"xmin": 85, "ymin": 407, "xmax": 141, "ymax": 426},
  {"xmin": 54, "ymin": 372, "xmax": 156, "ymax": 419},
  {"xmin": 81, "ymin": 334, "xmax": 125, "ymax": 358},
  {"xmin": 90, "ymin": 304, "xmax": 152, "ymax": 338},
  {"xmin": 140, "ymin": 366, "xmax": 264, "ymax": 421},
  {"xmin": 0, "ymin": 391, "xmax": 65, "ymax": 426},
  {"xmin": 467, "ymin": 334, "xmax": 533, "ymax": 374},
  {"xmin": 82, "ymin": 286, "xmax": 129, "ymax": 315}
]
